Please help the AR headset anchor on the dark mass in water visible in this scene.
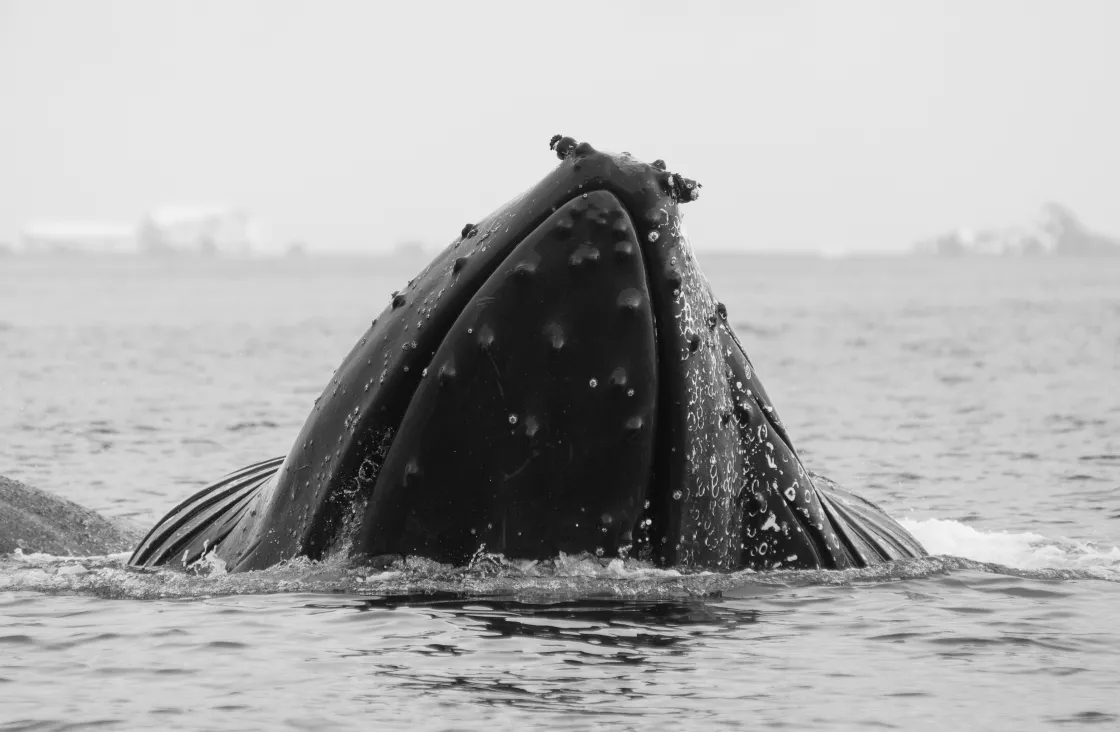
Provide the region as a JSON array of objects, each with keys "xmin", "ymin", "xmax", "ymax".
[{"xmin": 128, "ymin": 137, "xmax": 926, "ymax": 572}]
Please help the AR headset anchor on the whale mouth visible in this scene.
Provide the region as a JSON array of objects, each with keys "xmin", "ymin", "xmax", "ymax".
[{"xmin": 129, "ymin": 138, "xmax": 926, "ymax": 574}]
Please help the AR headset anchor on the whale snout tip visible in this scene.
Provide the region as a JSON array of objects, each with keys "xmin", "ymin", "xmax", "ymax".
[
  {"xmin": 549, "ymin": 134, "xmax": 577, "ymax": 159},
  {"xmin": 550, "ymin": 134, "xmax": 597, "ymax": 160},
  {"xmin": 549, "ymin": 133, "xmax": 701, "ymax": 203},
  {"xmin": 663, "ymin": 172, "xmax": 702, "ymax": 203}
]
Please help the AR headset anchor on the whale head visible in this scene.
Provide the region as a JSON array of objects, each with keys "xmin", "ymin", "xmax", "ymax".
[{"xmin": 130, "ymin": 137, "xmax": 925, "ymax": 573}]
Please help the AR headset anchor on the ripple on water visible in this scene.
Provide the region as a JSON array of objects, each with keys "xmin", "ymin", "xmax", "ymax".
[
  {"xmin": 3, "ymin": 256, "xmax": 1120, "ymax": 728},
  {"xmin": 2, "ymin": 546, "xmax": 1120, "ymax": 729}
]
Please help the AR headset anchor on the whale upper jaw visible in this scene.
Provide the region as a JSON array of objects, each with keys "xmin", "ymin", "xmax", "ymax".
[
  {"xmin": 129, "ymin": 138, "xmax": 926, "ymax": 573},
  {"xmin": 351, "ymin": 189, "xmax": 659, "ymax": 563}
]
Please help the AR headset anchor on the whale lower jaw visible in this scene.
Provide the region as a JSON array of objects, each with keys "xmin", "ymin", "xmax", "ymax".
[{"xmin": 130, "ymin": 140, "xmax": 926, "ymax": 573}]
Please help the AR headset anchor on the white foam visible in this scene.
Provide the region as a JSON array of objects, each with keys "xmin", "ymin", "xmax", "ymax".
[
  {"xmin": 4, "ymin": 525, "xmax": 1119, "ymax": 600},
  {"xmin": 185, "ymin": 549, "xmax": 229, "ymax": 577},
  {"xmin": 900, "ymin": 517, "xmax": 1120, "ymax": 572},
  {"xmin": 8, "ymin": 548, "xmax": 131, "ymax": 564}
]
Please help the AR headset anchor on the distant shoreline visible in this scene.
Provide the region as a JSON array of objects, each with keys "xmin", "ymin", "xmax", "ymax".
[{"xmin": 4, "ymin": 248, "xmax": 1115, "ymax": 261}]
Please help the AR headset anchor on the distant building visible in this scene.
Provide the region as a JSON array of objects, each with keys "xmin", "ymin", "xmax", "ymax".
[
  {"xmin": 915, "ymin": 204, "xmax": 1120, "ymax": 257},
  {"xmin": 19, "ymin": 221, "xmax": 137, "ymax": 253},
  {"xmin": 137, "ymin": 205, "xmax": 258, "ymax": 255},
  {"xmin": 1036, "ymin": 203, "xmax": 1120, "ymax": 256},
  {"xmin": 15, "ymin": 206, "xmax": 267, "ymax": 257}
]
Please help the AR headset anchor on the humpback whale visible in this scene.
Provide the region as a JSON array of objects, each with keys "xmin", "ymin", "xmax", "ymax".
[{"xmin": 129, "ymin": 136, "xmax": 926, "ymax": 573}]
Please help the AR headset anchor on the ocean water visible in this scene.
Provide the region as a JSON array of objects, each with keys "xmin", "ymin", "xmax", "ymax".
[{"xmin": 1, "ymin": 253, "xmax": 1118, "ymax": 730}]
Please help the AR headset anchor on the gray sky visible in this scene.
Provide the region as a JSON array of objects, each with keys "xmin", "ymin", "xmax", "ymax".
[{"xmin": 1, "ymin": 0, "xmax": 1117, "ymax": 254}]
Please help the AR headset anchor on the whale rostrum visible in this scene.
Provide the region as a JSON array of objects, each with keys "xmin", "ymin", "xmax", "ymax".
[{"xmin": 129, "ymin": 137, "xmax": 926, "ymax": 572}]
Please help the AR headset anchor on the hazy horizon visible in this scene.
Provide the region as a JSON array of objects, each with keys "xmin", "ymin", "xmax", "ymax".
[{"xmin": 2, "ymin": 0, "xmax": 1118, "ymax": 254}]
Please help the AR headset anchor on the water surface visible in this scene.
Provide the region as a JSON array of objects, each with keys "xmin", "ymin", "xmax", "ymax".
[{"xmin": 2, "ymin": 254, "xmax": 1118, "ymax": 730}]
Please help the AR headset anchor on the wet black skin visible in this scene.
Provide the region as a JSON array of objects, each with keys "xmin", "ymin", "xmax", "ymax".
[{"xmin": 130, "ymin": 137, "xmax": 926, "ymax": 572}]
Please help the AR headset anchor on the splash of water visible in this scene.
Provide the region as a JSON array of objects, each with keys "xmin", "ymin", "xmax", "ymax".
[
  {"xmin": 901, "ymin": 517, "xmax": 1120, "ymax": 575},
  {"xmin": 2, "ymin": 521, "xmax": 1117, "ymax": 601}
]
